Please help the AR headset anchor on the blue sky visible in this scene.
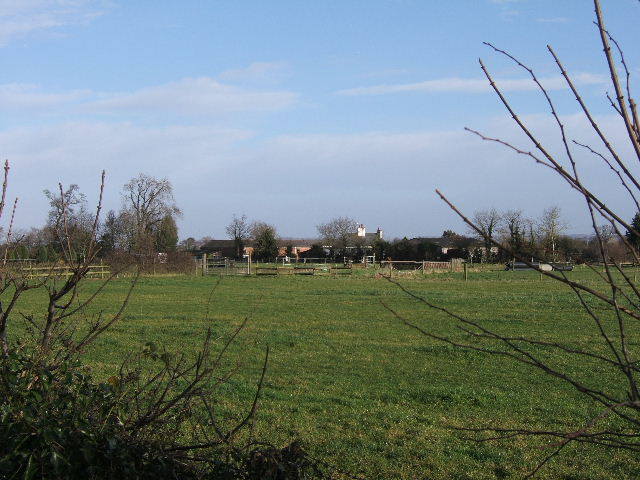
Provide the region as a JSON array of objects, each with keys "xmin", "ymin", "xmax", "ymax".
[{"xmin": 1, "ymin": 0, "xmax": 639, "ymax": 240}]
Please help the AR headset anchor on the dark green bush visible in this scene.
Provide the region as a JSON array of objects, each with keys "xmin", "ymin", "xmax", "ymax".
[
  {"xmin": 0, "ymin": 347, "xmax": 326, "ymax": 479},
  {"xmin": 0, "ymin": 350, "xmax": 195, "ymax": 479}
]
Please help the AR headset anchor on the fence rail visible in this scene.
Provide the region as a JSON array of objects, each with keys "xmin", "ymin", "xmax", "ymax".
[
  {"xmin": 199, "ymin": 257, "xmax": 466, "ymax": 277},
  {"xmin": 256, "ymin": 267, "xmax": 279, "ymax": 276},
  {"xmin": 20, "ymin": 264, "xmax": 111, "ymax": 279},
  {"xmin": 380, "ymin": 260, "xmax": 462, "ymax": 272}
]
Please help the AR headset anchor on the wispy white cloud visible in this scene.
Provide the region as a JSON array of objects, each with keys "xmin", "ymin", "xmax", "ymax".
[
  {"xmin": 536, "ymin": 17, "xmax": 569, "ymax": 23},
  {"xmin": 0, "ymin": 121, "xmax": 254, "ymax": 230},
  {"xmin": 245, "ymin": 113, "xmax": 632, "ymax": 237},
  {"xmin": 0, "ymin": 0, "xmax": 107, "ymax": 46},
  {"xmin": 0, "ymin": 121, "xmax": 252, "ymax": 172},
  {"xmin": 336, "ymin": 73, "xmax": 607, "ymax": 96},
  {"xmin": 0, "ymin": 75, "xmax": 299, "ymax": 117},
  {"xmin": 0, "ymin": 83, "xmax": 89, "ymax": 108},
  {"xmin": 218, "ymin": 61, "xmax": 291, "ymax": 85},
  {"xmin": 359, "ymin": 68, "xmax": 411, "ymax": 80},
  {"xmin": 0, "ymin": 113, "xmax": 633, "ymax": 239},
  {"xmin": 488, "ymin": 0, "xmax": 520, "ymax": 21},
  {"xmin": 499, "ymin": 9, "xmax": 519, "ymax": 21},
  {"xmin": 86, "ymin": 77, "xmax": 299, "ymax": 115}
]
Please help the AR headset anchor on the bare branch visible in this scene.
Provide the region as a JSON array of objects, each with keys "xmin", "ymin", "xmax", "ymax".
[{"xmin": 594, "ymin": 0, "xmax": 640, "ymax": 162}]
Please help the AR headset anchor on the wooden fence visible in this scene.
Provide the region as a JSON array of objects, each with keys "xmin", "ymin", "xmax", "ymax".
[
  {"xmin": 256, "ymin": 265, "xmax": 351, "ymax": 276},
  {"xmin": 20, "ymin": 264, "xmax": 111, "ymax": 279},
  {"xmin": 380, "ymin": 260, "xmax": 463, "ymax": 272}
]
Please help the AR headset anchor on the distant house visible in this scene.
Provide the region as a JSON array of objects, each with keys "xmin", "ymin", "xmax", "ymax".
[
  {"xmin": 198, "ymin": 238, "xmax": 314, "ymax": 261},
  {"xmin": 351, "ymin": 224, "xmax": 383, "ymax": 248},
  {"xmin": 197, "ymin": 224, "xmax": 384, "ymax": 261},
  {"xmin": 277, "ymin": 239, "xmax": 314, "ymax": 258},
  {"xmin": 409, "ymin": 236, "xmax": 497, "ymax": 260},
  {"xmin": 199, "ymin": 239, "xmax": 249, "ymax": 259},
  {"xmin": 409, "ymin": 237, "xmax": 464, "ymax": 256}
]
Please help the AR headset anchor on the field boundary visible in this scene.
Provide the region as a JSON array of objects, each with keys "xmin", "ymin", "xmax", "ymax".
[{"xmin": 20, "ymin": 264, "xmax": 111, "ymax": 279}]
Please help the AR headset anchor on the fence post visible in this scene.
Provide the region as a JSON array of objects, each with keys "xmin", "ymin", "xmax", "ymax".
[{"xmin": 464, "ymin": 262, "xmax": 468, "ymax": 281}]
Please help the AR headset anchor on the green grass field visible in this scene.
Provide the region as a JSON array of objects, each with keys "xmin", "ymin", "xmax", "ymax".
[{"xmin": 9, "ymin": 267, "xmax": 640, "ymax": 479}]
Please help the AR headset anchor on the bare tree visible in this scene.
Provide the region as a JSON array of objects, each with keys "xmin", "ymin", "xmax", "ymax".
[
  {"xmin": 225, "ymin": 214, "xmax": 251, "ymax": 259},
  {"xmin": 122, "ymin": 173, "xmax": 181, "ymax": 252},
  {"xmin": 592, "ymin": 224, "xmax": 616, "ymax": 260},
  {"xmin": 44, "ymin": 184, "xmax": 86, "ymax": 226},
  {"xmin": 537, "ymin": 206, "xmax": 567, "ymax": 262},
  {"xmin": 43, "ymin": 184, "xmax": 94, "ymax": 261},
  {"xmin": 524, "ymin": 216, "xmax": 539, "ymax": 257},
  {"xmin": 596, "ymin": 224, "xmax": 615, "ymax": 244},
  {"xmin": 388, "ymin": 0, "xmax": 640, "ymax": 474},
  {"xmin": 317, "ymin": 216, "xmax": 357, "ymax": 250},
  {"xmin": 500, "ymin": 209, "xmax": 526, "ymax": 256},
  {"xmin": 471, "ymin": 208, "xmax": 501, "ymax": 261}
]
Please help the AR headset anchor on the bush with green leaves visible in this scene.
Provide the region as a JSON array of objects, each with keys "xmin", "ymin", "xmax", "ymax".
[
  {"xmin": 0, "ymin": 349, "xmax": 195, "ymax": 479},
  {"xmin": 0, "ymin": 344, "xmax": 325, "ymax": 479}
]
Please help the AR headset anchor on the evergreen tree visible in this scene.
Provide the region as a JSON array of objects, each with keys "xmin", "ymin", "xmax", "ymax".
[
  {"xmin": 155, "ymin": 215, "xmax": 179, "ymax": 252},
  {"xmin": 36, "ymin": 246, "xmax": 49, "ymax": 263},
  {"xmin": 626, "ymin": 212, "xmax": 640, "ymax": 250},
  {"xmin": 392, "ymin": 237, "xmax": 414, "ymax": 260},
  {"xmin": 98, "ymin": 210, "xmax": 121, "ymax": 254},
  {"xmin": 252, "ymin": 224, "xmax": 278, "ymax": 262},
  {"xmin": 372, "ymin": 238, "xmax": 390, "ymax": 261}
]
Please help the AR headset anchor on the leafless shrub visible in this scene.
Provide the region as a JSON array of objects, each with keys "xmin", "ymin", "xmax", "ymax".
[
  {"xmin": 103, "ymin": 250, "xmax": 195, "ymax": 276},
  {"xmin": 0, "ymin": 168, "xmax": 126, "ymax": 358}
]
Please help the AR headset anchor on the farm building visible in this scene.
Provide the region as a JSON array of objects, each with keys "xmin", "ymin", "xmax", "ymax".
[
  {"xmin": 197, "ymin": 238, "xmax": 315, "ymax": 260},
  {"xmin": 408, "ymin": 236, "xmax": 497, "ymax": 261},
  {"xmin": 197, "ymin": 224, "xmax": 384, "ymax": 262},
  {"xmin": 198, "ymin": 239, "xmax": 243, "ymax": 259}
]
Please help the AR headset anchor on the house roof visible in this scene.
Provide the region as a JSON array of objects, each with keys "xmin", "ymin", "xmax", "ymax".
[
  {"xmin": 361, "ymin": 232, "xmax": 380, "ymax": 243},
  {"xmin": 409, "ymin": 237, "xmax": 481, "ymax": 248},
  {"xmin": 198, "ymin": 226, "xmax": 384, "ymax": 253},
  {"xmin": 277, "ymin": 238, "xmax": 320, "ymax": 247},
  {"xmin": 199, "ymin": 238, "xmax": 319, "ymax": 253},
  {"xmin": 199, "ymin": 239, "xmax": 252, "ymax": 254},
  {"xmin": 201, "ymin": 240, "xmax": 236, "ymax": 250}
]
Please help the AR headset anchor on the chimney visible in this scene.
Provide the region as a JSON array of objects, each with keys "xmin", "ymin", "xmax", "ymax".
[
  {"xmin": 357, "ymin": 224, "xmax": 366, "ymax": 237},
  {"xmin": 376, "ymin": 227, "xmax": 383, "ymax": 240}
]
